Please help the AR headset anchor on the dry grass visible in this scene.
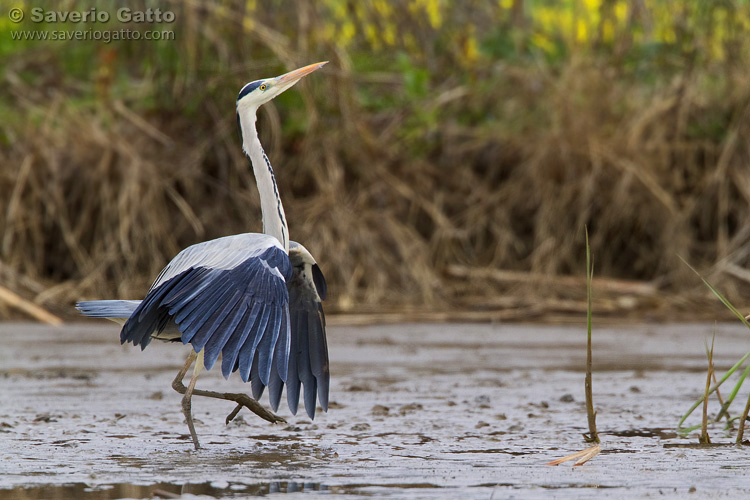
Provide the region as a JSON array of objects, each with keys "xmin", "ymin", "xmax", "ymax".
[{"xmin": 1, "ymin": 1, "xmax": 750, "ymax": 319}]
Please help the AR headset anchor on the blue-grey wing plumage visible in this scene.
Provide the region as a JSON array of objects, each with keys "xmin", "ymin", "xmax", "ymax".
[
  {"xmin": 312, "ymin": 263, "xmax": 327, "ymax": 300},
  {"xmin": 120, "ymin": 233, "xmax": 292, "ymax": 384},
  {"xmin": 270, "ymin": 242, "xmax": 329, "ymax": 419},
  {"xmin": 81, "ymin": 233, "xmax": 329, "ymax": 419},
  {"xmin": 75, "ymin": 300, "xmax": 141, "ymax": 320}
]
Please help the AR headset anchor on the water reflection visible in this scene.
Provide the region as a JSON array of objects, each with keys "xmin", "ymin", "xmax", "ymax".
[{"xmin": 3, "ymin": 481, "xmax": 327, "ymax": 499}]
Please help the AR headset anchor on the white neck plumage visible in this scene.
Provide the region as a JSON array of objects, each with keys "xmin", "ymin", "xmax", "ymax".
[{"xmin": 238, "ymin": 107, "xmax": 289, "ymax": 253}]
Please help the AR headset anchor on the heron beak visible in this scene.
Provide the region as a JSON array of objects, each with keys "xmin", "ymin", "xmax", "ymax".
[{"xmin": 275, "ymin": 61, "xmax": 328, "ymax": 86}]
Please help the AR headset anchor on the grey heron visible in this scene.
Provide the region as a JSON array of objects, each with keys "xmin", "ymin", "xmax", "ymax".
[{"xmin": 76, "ymin": 62, "xmax": 330, "ymax": 450}]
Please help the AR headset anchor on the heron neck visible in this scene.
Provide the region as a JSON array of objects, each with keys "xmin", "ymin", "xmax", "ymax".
[{"xmin": 239, "ymin": 110, "xmax": 289, "ymax": 253}]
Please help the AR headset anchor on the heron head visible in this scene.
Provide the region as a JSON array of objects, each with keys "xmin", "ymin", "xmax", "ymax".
[{"xmin": 237, "ymin": 61, "xmax": 327, "ymax": 112}]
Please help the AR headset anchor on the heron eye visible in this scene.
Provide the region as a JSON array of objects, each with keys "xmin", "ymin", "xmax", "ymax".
[{"xmin": 259, "ymin": 84, "xmax": 267, "ymax": 91}]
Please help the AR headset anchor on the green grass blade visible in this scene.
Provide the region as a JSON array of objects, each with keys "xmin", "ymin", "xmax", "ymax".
[
  {"xmin": 678, "ymin": 352, "xmax": 750, "ymax": 429},
  {"xmin": 737, "ymin": 389, "xmax": 750, "ymax": 443},
  {"xmin": 678, "ymin": 424, "xmax": 703, "ymax": 436},
  {"xmin": 677, "ymin": 256, "xmax": 750, "ymax": 433},
  {"xmin": 678, "ymin": 256, "xmax": 750, "ymax": 329},
  {"xmin": 716, "ymin": 363, "xmax": 750, "ymax": 422},
  {"xmin": 699, "ymin": 332, "xmax": 715, "ymax": 444},
  {"xmin": 584, "ymin": 226, "xmax": 599, "ymax": 444}
]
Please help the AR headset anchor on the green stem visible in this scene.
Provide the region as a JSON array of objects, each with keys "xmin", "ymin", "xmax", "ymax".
[
  {"xmin": 699, "ymin": 333, "xmax": 714, "ymax": 444},
  {"xmin": 584, "ymin": 226, "xmax": 599, "ymax": 444},
  {"xmin": 737, "ymin": 389, "xmax": 750, "ymax": 444},
  {"xmin": 716, "ymin": 364, "xmax": 750, "ymax": 422},
  {"xmin": 678, "ymin": 352, "xmax": 750, "ymax": 429}
]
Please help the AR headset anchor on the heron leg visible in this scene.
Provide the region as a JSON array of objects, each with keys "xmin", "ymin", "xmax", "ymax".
[
  {"xmin": 173, "ymin": 349, "xmax": 203, "ymax": 450},
  {"xmin": 171, "ymin": 350, "xmax": 285, "ymax": 427}
]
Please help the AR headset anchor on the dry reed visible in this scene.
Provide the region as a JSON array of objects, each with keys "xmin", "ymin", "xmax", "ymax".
[{"xmin": 1, "ymin": 1, "xmax": 750, "ymax": 319}]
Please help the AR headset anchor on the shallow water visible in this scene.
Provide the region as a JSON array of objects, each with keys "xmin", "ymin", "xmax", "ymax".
[{"xmin": 1, "ymin": 322, "xmax": 749, "ymax": 499}]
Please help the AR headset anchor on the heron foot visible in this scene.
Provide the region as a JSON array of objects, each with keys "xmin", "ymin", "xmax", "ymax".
[
  {"xmin": 172, "ymin": 384, "xmax": 285, "ymax": 426},
  {"xmin": 171, "ymin": 351, "xmax": 286, "ymax": 444},
  {"xmin": 226, "ymin": 404, "xmax": 242, "ymax": 424},
  {"xmin": 225, "ymin": 399, "xmax": 286, "ymax": 426}
]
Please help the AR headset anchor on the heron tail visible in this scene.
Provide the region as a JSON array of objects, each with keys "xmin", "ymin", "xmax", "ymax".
[{"xmin": 76, "ymin": 300, "xmax": 142, "ymax": 325}]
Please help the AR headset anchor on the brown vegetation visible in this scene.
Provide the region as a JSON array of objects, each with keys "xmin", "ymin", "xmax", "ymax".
[{"xmin": 1, "ymin": 1, "xmax": 749, "ymax": 320}]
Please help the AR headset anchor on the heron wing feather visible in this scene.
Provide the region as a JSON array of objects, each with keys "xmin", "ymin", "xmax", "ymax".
[
  {"xmin": 256, "ymin": 305, "xmax": 282, "ymax": 385},
  {"xmin": 220, "ymin": 302, "xmax": 261, "ymax": 376},
  {"xmin": 268, "ymin": 356, "xmax": 284, "ymax": 412},
  {"xmin": 150, "ymin": 233, "xmax": 284, "ymax": 290},
  {"xmin": 312, "ymin": 264, "xmax": 327, "ymax": 300},
  {"xmin": 270, "ymin": 243, "xmax": 329, "ymax": 418},
  {"xmin": 267, "ymin": 308, "xmax": 290, "ymax": 412},
  {"xmin": 283, "ymin": 310, "xmax": 302, "ymax": 415},
  {"xmin": 294, "ymin": 309, "xmax": 318, "ymax": 418},
  {"xmin": 236, "ymin": 303, "xmax": 272, "ymax": 382},
  {"xmin": 120, "ymin": 234, "xmax": 293, "ymax": 390}
]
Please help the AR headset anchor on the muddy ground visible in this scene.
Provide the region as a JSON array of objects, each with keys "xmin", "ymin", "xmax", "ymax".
[{"xmin": 1, "ymin": 321, "xmax": 749, "ymax": 499}]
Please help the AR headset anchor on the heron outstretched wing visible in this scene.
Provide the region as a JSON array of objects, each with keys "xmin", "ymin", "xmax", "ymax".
[
  {"xmin": 265, "ymin": 242, "xmax": 329, "ymax": 419},
  {"xmin": 120, "ymin": 233, "xmax": 292, "ymax": 386}
]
